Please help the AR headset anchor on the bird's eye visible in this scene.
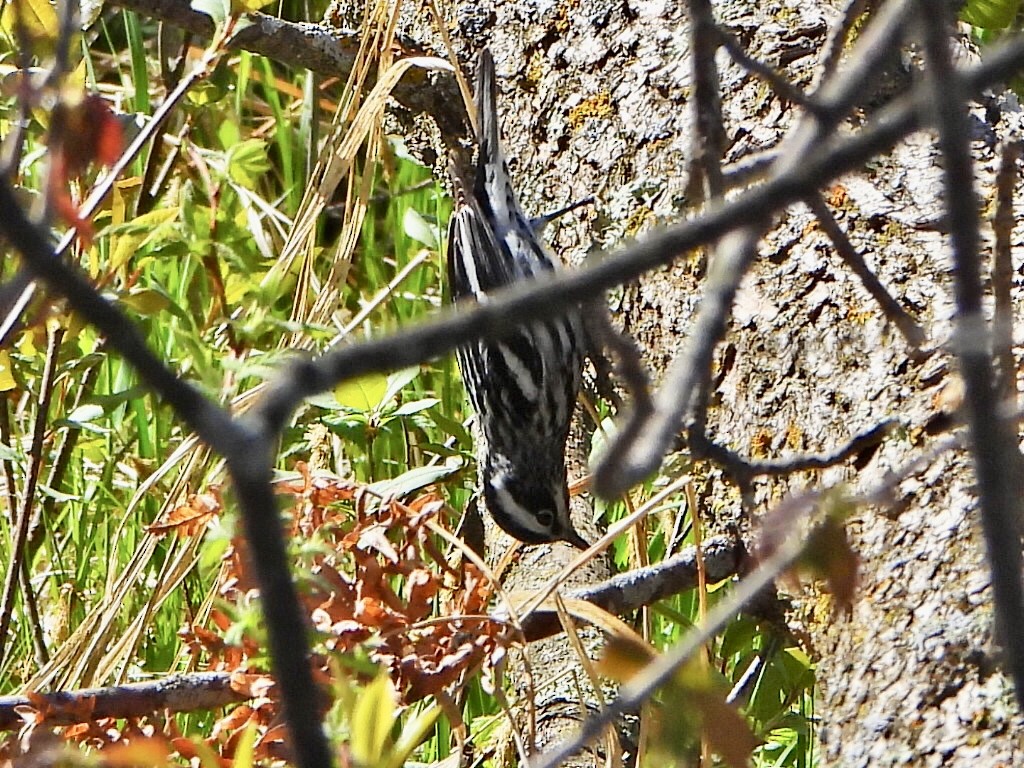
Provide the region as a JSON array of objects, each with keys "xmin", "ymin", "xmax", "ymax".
[{"xmin": 537, "ymin": 509, "xmax": 554, "ymax": 527}]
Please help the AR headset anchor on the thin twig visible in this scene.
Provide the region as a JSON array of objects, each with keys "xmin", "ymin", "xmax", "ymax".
[
  {"xmin": 0, "ymin": 671, "xmax": 247, "ymax": 729},
  {"xmin": 0, "ymin": 325, "xmax": 62, "ymax": 666},
  {"xmin": 687, "ymin": 0, "xmax": 726, "ymax": 202},
  {"xmin": 689, "ymin": 419, "xmax": 898, "ymax": 484},
  {"xmin": 716, "ymin": 26, "xmax": 817, "ymax": 112},
  {"xmin": 0, "ymin": 399, "xmax": 48, "ymax": 665},
  {"xmin": 592, "ymin": 224, "xmax": 767, "ymax": 497},
  {"xmin": 806, "ymin": 192, "xmax": 926, "ymax": 349},
  {"xmin": 818, "ymin": 0, "xmax": 875, "ymax": 84},
  {"xmin": 583, "ymin": 302, "xmax": 653, "ymax": 421},
  {"xmin": 991, "ymin": 140, "xmax": 1020, "ymax": 401}
]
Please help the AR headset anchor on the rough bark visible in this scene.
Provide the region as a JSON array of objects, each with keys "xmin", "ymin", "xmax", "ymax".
[{"xmin": 433, "ymin": 0, "xmax": 1024, "ymax": 764}]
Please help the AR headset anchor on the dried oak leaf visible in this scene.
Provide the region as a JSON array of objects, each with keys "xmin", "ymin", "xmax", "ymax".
[
  {"xmin": 147, "ymin": 486, "xmax": 223, "ymax": 537},
  {"xmin": 48, "ymin": 94, "xmax": 124, "ymax": 240}
]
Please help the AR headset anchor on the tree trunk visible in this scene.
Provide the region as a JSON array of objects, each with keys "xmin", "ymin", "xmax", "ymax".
[{"xmin": 438, "ymin": 0, "xmax": 1024, "ymax": 763}]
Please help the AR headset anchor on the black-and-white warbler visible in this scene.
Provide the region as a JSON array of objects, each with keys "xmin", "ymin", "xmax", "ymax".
[{"xmin": 447, "ymin": 48, "xmax": 589, "ymax": 550}]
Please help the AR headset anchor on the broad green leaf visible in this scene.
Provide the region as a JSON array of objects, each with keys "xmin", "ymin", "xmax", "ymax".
[
  {"xmin": 402, "ymin": 208, "xmax": 438, "ymax": 248},
  {"xmin": 380, "ymin": 367, "xmax": 421, "ymax": 406},
  {"xmin": 424, "ymin": 409, "xmax": 472, "ymax": 446},
  {"xmin": 351, "ymin": 675, "xmax": 395, "ymax": 767},
  {"xmin": 961, "ymin": 0, "xmax": 1020, "ymax": 28},
  {"xmin": 0, "ymin": 350, "xmax": 14, "ymax": 392},
  {"xmin": 335, "ymin": 372, "xmax": 389, "ymax": 412},
  {"xmin": 218, "ymin": 120, "xmax": 241, "ymax": 151},
  {"xmin": 108, "ymin": 207, "xmax": 180, "ymax": 272},
  {"xmin": 367, "ymin": 463, "xmax": 460, "ymax": 499},
  {"xmin": 392, "ymin": 397, "xmax": 440, "ymax": 417},
  {"xmin": 120, "ymin": 288, "xmax": 172, "ymax": 316}
]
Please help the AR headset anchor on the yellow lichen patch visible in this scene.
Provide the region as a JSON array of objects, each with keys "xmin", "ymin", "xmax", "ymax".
[
  {"xmin": 846, "ymin": 303, "xmax": 873, "ymax": 326},
  {"xmin": 568, "ymin": 91, "xmax": 614, "ymax": 130},
  {"xmin": 750, "ymin": 428, "xmax": 773, "ymax": 459},
  {"xmin": 554, "ymin": 5, "xmax": 570, "ymax": 34},
  {"xmin": 524, "ymin": 50, "xmax": 545, "ymax": 90},
  {"xmin": 785, "ymin": 422, "xmax": 804, "ymax": 451},
  {"xmin": 625, "ymin": 206, "xmax": 654, "ymax": 237}
]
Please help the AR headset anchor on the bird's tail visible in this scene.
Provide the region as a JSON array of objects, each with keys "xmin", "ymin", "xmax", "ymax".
[{"xmin": 475, "ymin": 48, "xmax": 503, "ymax": 184}]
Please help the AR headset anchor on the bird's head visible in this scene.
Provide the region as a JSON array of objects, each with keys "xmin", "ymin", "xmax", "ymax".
[{"xmin": 481, "ymin": 455, "xmax": 589, "ymax": 550}]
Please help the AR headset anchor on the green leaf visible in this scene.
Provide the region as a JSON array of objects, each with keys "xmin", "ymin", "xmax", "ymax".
[
  {"xmin": 63, "ymin": 403, "xmax": 105, "ymax": 425},
  {"xmin": 367, "ymin": 462, "xmax": 461, "ymax": 499},
  {"xmin": 392, "ymin": 397, "xmax": 440, "ymax": 417},
  {"xmin": 233, "ymin": 721, "xmax": 258, "ymax": 768},
  {"xmin": 961, "ymin": 0, "xmax": 1021, "ymax": 28},
  {"xmin": 402, "ymin": 207, "xmax": 438, "ymax": 248},
  {"xmin": 335, "ymin": 372, "xmax": 389, "ymax": 413},
  {"xmin": 218, "ymin": 120, "xmax": 241, "ymax": 151},
  {"xmin": 424, "ymin": 409, "xmax": 472, "ymax": 446},
  {"xmin": 351, "ymin": 675, "xmax": 396, "ymax": 767},
  {"xmin": 105, "ymin": 206, "xmax": 180, "ymax": 273},
  {"xmin": 120, "ymin": 288, "xmax": 172, "ymax": 316},
  {"xmin": 227, "ymin": 139, "xmax": 272, "ymax": 190},
  {"xmin": 88, "ymin": 385, "xmax": 149, "ymax": 407},
  {"xmin": 380, "ymin": 366, "xmax": 421, "ymax": 407},
  {"xmin": 0, "ymin": 349, "xmax": 15, "ymax": 392},
  {"xmin": 35, "ymin": 484, "xmax": 80, "ymax": 503},
  {"xmin": 384, "ymin": 702, "xmax": 442, "ymax": 768}
]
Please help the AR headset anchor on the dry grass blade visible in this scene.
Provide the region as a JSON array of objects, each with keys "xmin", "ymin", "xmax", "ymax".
[{"xmin": 269, "ymin": 55, "xmax": 453, "ymax": 339}]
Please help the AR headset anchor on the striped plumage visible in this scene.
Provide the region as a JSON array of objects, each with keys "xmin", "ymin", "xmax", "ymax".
[{"xmin": 447, "ymin": 48, "xmax": 588, "ymax": 550}]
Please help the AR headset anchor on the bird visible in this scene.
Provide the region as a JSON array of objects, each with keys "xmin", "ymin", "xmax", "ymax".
[{"xmin": 446, "ymin": 48, "xmax": 590, "ymax": 551}]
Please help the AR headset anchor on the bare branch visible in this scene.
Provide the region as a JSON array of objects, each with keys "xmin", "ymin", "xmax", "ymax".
[
  {"xmin": 0, "ymin": 672, "xmax": 247, "ymax": 730},
  {"xmin": 592, "ymin": 225, "xmax": 767, "ymax": 497},
  {"xmin": 690, "ymin": 419, "xmax": 898, "ymax": 484},
  {"xmin": 716, "ymin": 26, "xmax": 816, "ymax": 112},
  {"xmin": 992, "ymin": 140, "xmax": 1020, "ymax": 400},
  {"xmin": 517, "ymin": 536, "xmax": 743, "ymax": 644},
  {"xmin": 0, "ymin": 326, "xmax": 62, "ymax": 667},
  {"xmin": 806, "ymin": 192, "xmax": 926, "ymax": 349}
]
